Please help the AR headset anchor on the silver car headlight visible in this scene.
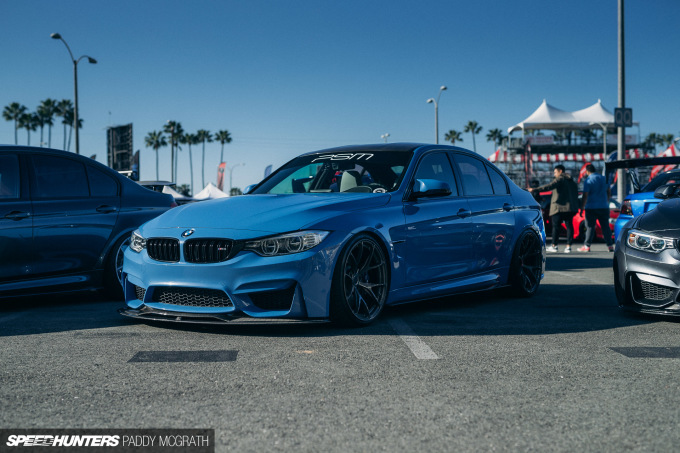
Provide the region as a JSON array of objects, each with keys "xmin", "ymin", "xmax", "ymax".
[
  {"xmin": 626, "ymin": 229, "xmax": 674, "ymax": 253},
  {"xmin": 244, "ymin": 231, "xmax": 329, "ymax": 257},
  {"xmin": 129, "ymin": 229, "xmax": 147, "ymax": 253}
]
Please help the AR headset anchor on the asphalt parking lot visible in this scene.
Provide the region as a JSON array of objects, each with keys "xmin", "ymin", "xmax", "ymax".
[{"xmin": 2, "ymin": 243, "xmax": 679, "ymax": 452}]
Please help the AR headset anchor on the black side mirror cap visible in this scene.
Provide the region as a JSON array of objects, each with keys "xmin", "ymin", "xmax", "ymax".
[{"xmin": 654, "ymin": 183, "xmax": 680, "ymax": 199}]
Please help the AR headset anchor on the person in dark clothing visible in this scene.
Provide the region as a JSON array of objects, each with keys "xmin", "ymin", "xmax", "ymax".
[{"xmin": 528, "ymin": 164, "xmax": 579, "ymax": 253}]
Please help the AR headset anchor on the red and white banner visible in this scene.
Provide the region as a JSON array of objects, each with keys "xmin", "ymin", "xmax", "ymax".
[
  {"xmin": 650, "ymin": 144, "xmax": 679, "ymax": 180},
  {"xmin": 488, "ymin": 148, "xmax": 650, "ymax": 164}
]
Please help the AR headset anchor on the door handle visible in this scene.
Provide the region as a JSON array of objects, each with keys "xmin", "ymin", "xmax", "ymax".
[
  {"xmin": 4, "ymin": 211, "xmax": 30, "ymax": 220},
  {"xmin": 503, "ymin": 203, "xmax": 513, "ymax": 212},
  {"xmin": 96, "ymin": 205, "xmax": 117, "ymax": 214},
  {"xmin": 457, "ymin": 208, "xmax": 471, "ymax": 218}
]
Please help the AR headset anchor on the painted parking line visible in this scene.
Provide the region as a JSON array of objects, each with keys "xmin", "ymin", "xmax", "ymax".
[
  {"xmin": 549, "ymin": 270, "xmax": 611, "ymax": 286},
  {"xmin": 388, "ymin": 318, "xmax": 439, "ymax": 360}
]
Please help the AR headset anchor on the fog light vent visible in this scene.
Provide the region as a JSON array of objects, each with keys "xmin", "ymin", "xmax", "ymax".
[
  {"xmin": 134, "ymin": 285, "xmax": 146, "ymax": 301},
  {"xmin": 640, "ymin": 281, "xmax": 674, "ymax": 301},
  {"xmin": 248, "ymin": 286, "xmax": 296, "ymax": 311},
  {"xmin": 631, "ymin": 274, "xmax": 677, "ymax": 307}
]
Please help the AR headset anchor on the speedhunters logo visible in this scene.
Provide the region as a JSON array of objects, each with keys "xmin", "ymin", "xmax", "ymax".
[
  {"xmin": 1, "ymin": 429, "xmax": 214, "ymax": 452},
  {"xmin": 6, "ymin": 435, "xmax": 119, "ymax": 447}
]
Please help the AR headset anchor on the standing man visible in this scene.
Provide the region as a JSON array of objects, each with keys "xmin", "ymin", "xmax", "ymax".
[
  {"xmin": 578, "ymin": 164, "xmax": 614, "ymax": 252},
  {"xmin": 529, "ymin": 164, "xmax": 579, "ymax": 253}
]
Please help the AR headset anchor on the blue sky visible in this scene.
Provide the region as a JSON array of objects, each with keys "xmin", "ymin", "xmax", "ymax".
[{"xmin": 2, "ymin": 0, "xmax": 678, "ymax": 193}]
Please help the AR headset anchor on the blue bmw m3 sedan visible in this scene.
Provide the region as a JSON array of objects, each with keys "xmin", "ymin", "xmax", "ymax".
[{"xmin": 120, "ymin": 144, "xmax": 546, "ymax": 325}]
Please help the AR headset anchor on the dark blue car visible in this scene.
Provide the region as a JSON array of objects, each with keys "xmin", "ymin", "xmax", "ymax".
[
  {"xmin": 121, "ymin": 144, "xmax": 546, "ymax": 326},
  {"xmin": 0, "ymin": 146, "xmax": 175, "ymax": 298}
]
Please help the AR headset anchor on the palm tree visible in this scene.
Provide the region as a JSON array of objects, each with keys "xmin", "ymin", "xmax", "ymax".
[
  {"xmin": 444, "ymin": 129, "xmax": 463, "ymax": 145},
  {"xmin": 62, "ymin": 109, "xmax": 82, "ymax": 152},
  {"xmin": 176, "ymin": 184, "xmax": 191, "ymax": 197},
  {"xmin": 163, "ymin": 121, "xmax": 184, "ymax": 182},
  {"xmin": 38, "ymin": 99, "xmax": 58, "ymax": 147},
  {"xmin": 3, "ymin": 102, "xmax": 27, "ymax": 144},
  {"xmin": 214, "ymin": 130, "xmax": 232, "ymax": 164},
  {"xmin": 180, "ymin": 132, "xmax": 199, "ymax": 194},
  {"xmin": 144, "ymin": 131, "xmax": 168, "ymax": 180},
  {"xmin": 661, "ymin": 133, "xmax": 675, "ymax": 148},
  {"xmin": 464, "ymin": 121, "xmax": 482, "ymax": 152},
  {"xmin": 56, "ymin": 99, "xmax": 74, "ymax": 150},
  {"xmin": 644, "ymin": 133, "xmax": 660, "ymax": 152},
  {"xmin": 486, "ymin": 128, "xmax": 505, "ymax": 148},
  {"xmin": 18, "ymin": 112, "xmax": 38, "ymax": 145},
  {"xmin": 196, "ymin": 129, "xmax": 213, "ymax": 188}
]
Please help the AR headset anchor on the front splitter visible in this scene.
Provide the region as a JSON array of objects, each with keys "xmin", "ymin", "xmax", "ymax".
[{"xmin": 118, "ymin": 306, "xmax": 329, "ymax": 325}]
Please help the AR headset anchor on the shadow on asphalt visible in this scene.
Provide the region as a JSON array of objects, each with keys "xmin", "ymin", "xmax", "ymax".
[{"xmin": 0, "ymin": 254, "xmax": 663, "ymax": 338}]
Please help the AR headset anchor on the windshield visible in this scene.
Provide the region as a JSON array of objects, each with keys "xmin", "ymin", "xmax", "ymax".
[{"xmin": 252, "ymin": 150, "xmax": 413, "ymax": 194}]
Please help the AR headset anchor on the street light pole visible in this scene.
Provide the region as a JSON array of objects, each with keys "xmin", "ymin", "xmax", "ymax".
[
  {"xmin": 381, "ymin": 133, "xmax": 390, "ymax": 143},
  {"xmin": 51, "ymin": 33, "xmax": 97, "ymax": 155},
  {"xmin": 616, "ymin": 0, "xmax": 626, "ymax": 202},
  {"xmin": 426, "ymin": 86, "xmax": 447, "ymax": 144}
]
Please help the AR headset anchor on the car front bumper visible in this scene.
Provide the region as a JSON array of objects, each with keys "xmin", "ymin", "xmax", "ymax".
[
  {"xmin": 614, "ymin": 241, "xmax": 680, "ymax": 316},
  {"xmin": 121, "ymin": 234, "xmax": 346, "ymax": 322}
]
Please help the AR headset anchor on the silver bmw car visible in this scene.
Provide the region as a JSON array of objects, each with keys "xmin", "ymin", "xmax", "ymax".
[{"xmin": 614, "ymin": 183, "xmax": 680, "ymax": 316}]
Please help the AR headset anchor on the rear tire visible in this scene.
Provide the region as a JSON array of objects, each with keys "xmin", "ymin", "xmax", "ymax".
[
  {"xmin": 509, "ymin": 230, "xmax": 542, "ymax": 297},
  {"xmin": 330, "ymin": 234, "xmax": 388, "ymax": 326}
]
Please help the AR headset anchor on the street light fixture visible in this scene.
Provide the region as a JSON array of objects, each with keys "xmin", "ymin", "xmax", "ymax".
[
  {"xmin": 381, "ymin": 133, "xmax": 390, "ymax": 143},
  {"xmin": 51, "ymin": 33, "xmax": 97, "ymax": 155},
  {"xmin": 426, "ymin": 86, "xmax": 447, "ymax": 144}
]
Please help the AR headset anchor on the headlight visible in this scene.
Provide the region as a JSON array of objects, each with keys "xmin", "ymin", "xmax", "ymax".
[
  {"xmin": 626, "ymin": 229, "xmax": 674, "ymax": 253},
  {"xmin": 129, "ymin": 229, "xmax": 146, "ymax": 253},
  {"xmin": 244, "ymin": 231, "xmax": 329, "ymax": 256}
]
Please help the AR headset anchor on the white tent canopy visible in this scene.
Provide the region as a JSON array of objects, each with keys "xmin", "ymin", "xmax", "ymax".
[
  {"xmin": 193, "ymin": 182, "xmax": 229, "ymax": 200},
  {"xmin": 508, "ymin": 99, "xmax": 619, "ymax": 134}
]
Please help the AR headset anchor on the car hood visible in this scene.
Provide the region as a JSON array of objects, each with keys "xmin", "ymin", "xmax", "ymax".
[
  {"xmin": 635, "ymin": 198, "xmax": 680, "ymax": 236},
  {"xmin": 141, "ymin": 193, "xmax": 392, "ymax": 237}
]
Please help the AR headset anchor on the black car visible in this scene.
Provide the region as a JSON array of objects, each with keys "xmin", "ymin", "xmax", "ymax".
[
  {"xmin": 0, "ymin": 146, "xmax": 175, "ymax": 298},
  {"xmin": 614, "ymin": 182, "xmax": 680, "ymax": 316}
]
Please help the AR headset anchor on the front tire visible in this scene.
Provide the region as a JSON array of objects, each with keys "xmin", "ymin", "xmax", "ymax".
[
  {"xmin": 330, "ymin": 234, "xmax": 388, "ymax": 326},
  {"xmin": 509, "ymin": 229, "xmax": 543, "ymax": 297},
  {"xmin": 103, "ymin": 234, "xmax": 130, "ymax": 300}
]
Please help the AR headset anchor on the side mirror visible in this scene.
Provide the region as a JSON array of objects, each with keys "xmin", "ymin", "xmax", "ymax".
[
  {"xmin": 243, "ymin": 184, "xmax": 257, "ymax": 195},
  {"xmin": 653, "ymin": 183, "xmax": 680, "ymax": 200},
  {"xmin": 412, "ymin": 179, "xmax": 452, "ymax": 199}
]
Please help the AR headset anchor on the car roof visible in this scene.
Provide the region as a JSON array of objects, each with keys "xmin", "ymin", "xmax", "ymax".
[
  {"xmin": 297, "ymin": 143, "xmax": 479, "ymax": 158},
  {"xmin": 0, "ymin": 145, "xmax": 127, "ymax": 181}
]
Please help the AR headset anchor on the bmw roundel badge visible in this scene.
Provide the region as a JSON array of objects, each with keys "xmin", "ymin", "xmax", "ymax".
[{"xmin": 182, "ymin": 229, "xmax": 195, "ymax": 237}]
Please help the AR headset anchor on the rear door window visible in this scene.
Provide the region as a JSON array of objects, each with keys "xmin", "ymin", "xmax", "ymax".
[
  {"xmin": 453, "ymin": 154, "xmax": 494, "ymax": 196},
  {"xmin": 486, "ymin": 164, "xmax": 509, "ymax": 194},
  {"xmin": 32, "ymin": 155, "xmax": 89, "ymax": 199},
  {"xmin": 87, "ymin": 166, "xmax": 119, "ymax": 197}
]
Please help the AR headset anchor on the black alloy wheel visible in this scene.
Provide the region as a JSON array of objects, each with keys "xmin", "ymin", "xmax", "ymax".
[
  {"xmin": 330, "ymin": 234, "xmax": 388, "ymax": 326},
  {"xmin": 103, "ymin": 235, "xmax": 131, "ymax": 299},
  {"xmin": 510, "ymin": 230, "xmax": 543, "ymax": 297}
]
